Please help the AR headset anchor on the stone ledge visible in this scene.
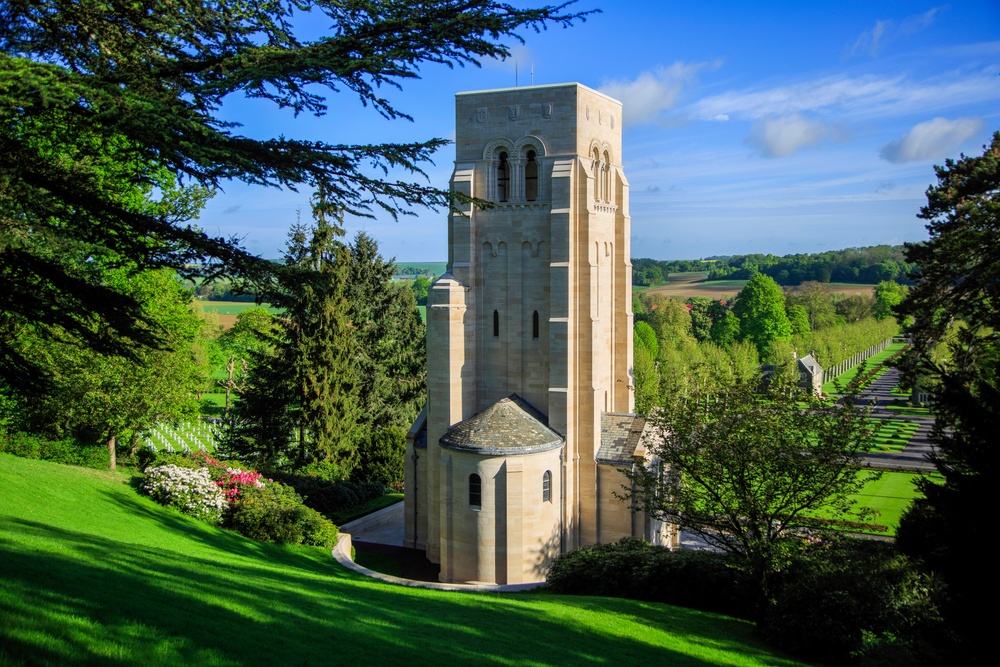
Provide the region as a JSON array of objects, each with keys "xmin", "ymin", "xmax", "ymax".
[{"xmin": 333, "ymin": 532, "xmax": 547, "ymax": 593}]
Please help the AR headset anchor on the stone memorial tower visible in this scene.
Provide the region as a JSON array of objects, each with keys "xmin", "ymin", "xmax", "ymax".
[{"xmin": 404, "ymin": 83, "xmax": 671, "ymax": 585}]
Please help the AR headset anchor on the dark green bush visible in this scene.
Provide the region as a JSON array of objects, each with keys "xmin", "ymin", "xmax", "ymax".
[
  {"xmin": 227, "ymin": 481, "xmax": 339, "ymax": 548},
  {"xmin": 760, "ymin": 537, "xmax": 946, "ymax": 666},
  {"xmin": 0, "ymin": 431, "xmax": 107, "ymax": 468},
  {"xmin": 546, "ymin": 538, "xmax": 752, "ymax": 618},
  {"xmin": 353, "ymin": 426, "xmax": 405, "ymax": 487},
  {"xmin": 269, "ymin": 472, "xmax": 386, "ymax": 519}
]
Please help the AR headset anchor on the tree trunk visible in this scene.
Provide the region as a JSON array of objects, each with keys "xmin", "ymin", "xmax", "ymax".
[{"xmin": 107, "ymin": 434, "xmax": 117, "ymax": 471}]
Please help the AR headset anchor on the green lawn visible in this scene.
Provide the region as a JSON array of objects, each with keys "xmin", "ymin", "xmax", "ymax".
[
  {"xmin": 821, "ymin": 342, "xmax": 907, "ymax": 395},
  {"xmin": 0, "ymin": 455, "xmax": 803, "ymax": 666},
  {"xmin": 850, "ymin": 471, "xmax": 935, "ymax": 534},
  {"xmin": 808, "ymin": 470, "xmax": 931, "ymax": 535}
]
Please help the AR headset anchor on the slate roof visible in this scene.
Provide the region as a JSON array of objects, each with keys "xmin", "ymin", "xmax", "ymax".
[
  {"xmin": 597, "ymin": 412, "xmax": 648, "ymax": 465},
  {"xmin": 797, "ymin": 353, "xmax": 822, "ymax": 376},
  {"xmin": 439, "ymin": 394, "xmax": 564, "ymax": 456},
  {"xmin": 413, "ymin": 424, "xmax": 427, "ymax": 449}
]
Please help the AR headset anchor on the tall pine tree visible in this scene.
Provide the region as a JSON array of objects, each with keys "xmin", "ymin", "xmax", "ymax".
[
  {"xmin": 230, "ymin": 199, "xmax": 362, "ymax": 474},
  {"xmin": 347, "ymin": 232, "xmax": 426, "ymax": 432}
]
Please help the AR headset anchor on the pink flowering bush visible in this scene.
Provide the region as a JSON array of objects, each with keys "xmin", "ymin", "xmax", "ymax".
[{"xmin": 141, "ymin": 449, "xmax": 338, "ymax": 548}]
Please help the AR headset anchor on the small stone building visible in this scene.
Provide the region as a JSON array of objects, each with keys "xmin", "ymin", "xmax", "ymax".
[
  {"xmin": 404, "ymin": 83, "xmax": 673, "ymax": 586},
  {"xmin": 797, "ymin": 353, "xmax": 824, "ymax": 396}
]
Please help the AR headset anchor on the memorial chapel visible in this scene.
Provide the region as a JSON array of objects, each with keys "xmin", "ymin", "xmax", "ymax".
[{"xmin": 404, "ymin": 83, "xmax": 674, "ymax": 585}]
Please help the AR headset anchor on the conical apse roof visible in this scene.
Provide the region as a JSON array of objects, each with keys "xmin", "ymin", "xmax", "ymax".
[{"xmin": 439, "ymin": 395, "xmax": 564, "ymax": 456}]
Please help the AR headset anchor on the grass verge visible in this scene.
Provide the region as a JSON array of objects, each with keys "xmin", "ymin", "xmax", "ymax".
[
  {"xmin": 0, "ymin": 454, "xmax": 803, "ymax": 666},
  {"xmin": 807, "ymin": 470, "xmax": 933, "ymax": 535}
]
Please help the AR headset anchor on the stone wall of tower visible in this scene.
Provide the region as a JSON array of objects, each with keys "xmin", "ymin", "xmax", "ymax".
[{"xmin": 414, "ymin": 83, "xmax": 634, "ymax": 580}]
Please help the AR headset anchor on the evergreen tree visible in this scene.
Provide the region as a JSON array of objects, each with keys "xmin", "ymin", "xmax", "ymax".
[
  {"xmin": 231, "ymin": 201, "xmax": 361, "ymax": 473},
  {"xmin": 895, "ymin": 132, "xmax": 1000, "ymax": 661},
  {"xmin": 732, "ymin": 273, "xmax": 792, "ymax": 358},
  {"xmin": 0, "ymin": 0, "xmax": 592, "ymax": 391},
  {"xmin": 346, "ymin": 231, "xmax": 426, "ymax": 432}
]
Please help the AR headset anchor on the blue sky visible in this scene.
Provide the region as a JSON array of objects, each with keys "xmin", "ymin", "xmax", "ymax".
[{"xmin": 197, "ymin": 1, "xmax": 1000, "ymax": 261}]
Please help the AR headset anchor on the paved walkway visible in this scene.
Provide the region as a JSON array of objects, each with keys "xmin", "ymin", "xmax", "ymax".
[{"xmin": 834, "ymin": 366, "xmax": 937, "ymax": 471}]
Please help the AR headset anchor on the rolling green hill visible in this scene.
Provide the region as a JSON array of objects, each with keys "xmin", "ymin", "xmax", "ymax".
[{"xmin": 0, "ymin": 454, "xmax": 803, "ymax": 666}]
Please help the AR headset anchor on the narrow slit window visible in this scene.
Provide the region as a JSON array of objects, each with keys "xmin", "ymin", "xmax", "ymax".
[
  {"xmin": 469, "ymin": 474, "xmax": 482, "ymax": 508},
  {"xmin": 525, "ymin": 150, "xmax": 538, "ymax": 201},
  {"xmin": 532, "ymin": 310, "xmax": 539, "ymax": 339},
  {"xmin": 496, "ymin": 152, "xmax": 509, "ymax": 202},
  {"xmin": 542, "ymin": 471, "xmax": 552, "ymax": 502},
  {"xmin": 493, "ymin": 310, "xmax": 500, "ymax": 337}
]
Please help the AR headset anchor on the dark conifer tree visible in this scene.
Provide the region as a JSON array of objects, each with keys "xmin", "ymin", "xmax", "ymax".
[{"xmin": 347, "ymin": 232, "xmax": 426, "ymax": 432}]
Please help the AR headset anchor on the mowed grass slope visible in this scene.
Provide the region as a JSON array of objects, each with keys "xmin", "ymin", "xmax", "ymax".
[{"xmin": 0, "ymin": 455, "xmax": 803, "ymax": 666}]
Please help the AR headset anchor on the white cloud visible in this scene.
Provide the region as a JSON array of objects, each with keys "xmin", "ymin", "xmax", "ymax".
[
  {"xmin": 850, "ymin": 7, "xmax": 943, "ymax": 57},
  {"xmin": 879, "ymin": 117, "xmax": 984, "ymax": 163},
  {"xmin": 599, "ymin": 61, "xmax": 717, "ymax": 126},
  {"xmin": 689, "ymin": 70, "xmax": 998, "ymax": 123},
  {"xmin": 852, "ymin": 19, "xmax": 890, "ymax": 57},
  {"xmin": 746, "ymin": 114, "xmax": 841, "ymax": 158}
]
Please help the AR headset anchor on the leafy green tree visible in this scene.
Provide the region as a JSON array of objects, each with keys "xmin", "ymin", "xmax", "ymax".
[
  {"xmin": 638, "ymin": 294, "xmax": 695, "ymax": 351},
  {"xmin": 219, "ymin": 308, "xmax": 279, "ymax": 364},
  {"xmin": 410, "ymin": 276, "xmax": 431, "ymax": 306},
  {"xmin": 710, "ymin": 310, "xmax": 741, "ymax": 347},
  {"xmin": 786, "ymin": 304, "xmax": 811, "ymax": 337},
  {"xmin": 11, "ymin": 269, "xmax": 206, "ymax": 469},
  {"xmin": 895, "ymin": 132, "xmax": 1000, "ymax": 661},
  {"xmin": 873, "ymin": 280, "xmax": 909, "ymax": 321},
  {"xmin": 0, "ymin": 0, "xmax": 592, "ymax": 391},
  {"xmin": 732, "ymin": 273, "xmax": 792, "ymax": 358},
  {"xmin": 624, "ymin": 377, "xmax": 879, "ymax": 613},
  {"xmin": 354, "ymin": 425, "xmax": 407, "ymax": 487},
  {"xmin": 633, "ymin": 344, "xmax": 661, "ymax": 415},
  {"xmin": 834, "ymin": 293, "xmax": 874, "ymax": 323},
  {"xmin": 788, "ymin": 281, "xmax": 840, "ymax": 330},
  {"xmin": 686, "ymin": 296, "xmax": 714, "ymax": 341},
  {"xmin": 634, "ymin": 321, "xmax": 659, "ymax": 359}
]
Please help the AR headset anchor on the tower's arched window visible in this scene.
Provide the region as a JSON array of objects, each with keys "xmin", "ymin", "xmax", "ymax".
[
  {"xmin": 603, "ymin": 150, "xmax": 612, "ymax": 203},
  {"xmin": 525, "ymin": 150, "xmax": 538, "ymax": 201},
  {"xmin": 493, "ymin": 310, "xmax": 500, "ymax": 337},
  {"xmin": 532, "ymin": 310, "xmax": 539, "ymax": 339},
  {"xmin": 469, "ymin": 474, "xmax": 482, "ymax": 508},
  {"xmin": 542, "ymin": 470, "xmax": 552, "ymax": 502},
  {"xmin": 497, "ymin": 152, "xmax": 510, "ymax": 202}
]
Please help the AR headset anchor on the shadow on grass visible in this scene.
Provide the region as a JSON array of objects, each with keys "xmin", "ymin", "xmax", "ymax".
[{"xmin": 0, "ymin": 511, "xmax": 804, "ymax": 666}]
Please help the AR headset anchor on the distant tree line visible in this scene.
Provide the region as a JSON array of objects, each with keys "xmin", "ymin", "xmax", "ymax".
[{"xmin": 633, "ymin": 245, "xmax": 915, "ymax": 286}]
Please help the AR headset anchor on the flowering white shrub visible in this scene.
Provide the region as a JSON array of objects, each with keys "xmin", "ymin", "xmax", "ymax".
[{"xmin": 141, "ymin": 464, "xmax": 227, "ymax": 524}]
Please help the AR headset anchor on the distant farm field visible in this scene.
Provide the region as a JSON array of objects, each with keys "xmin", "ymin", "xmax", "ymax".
[
  {"xmin": 642, "ymin": 277, "xmax": 747, "ymax": 300},
  {"xmin": 195, "ymin": 301, "xmax": 282, "ymax": 329},
  {"xmin": 637, "ymin": 276, "xmax": 878, "ymax": 301}
]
